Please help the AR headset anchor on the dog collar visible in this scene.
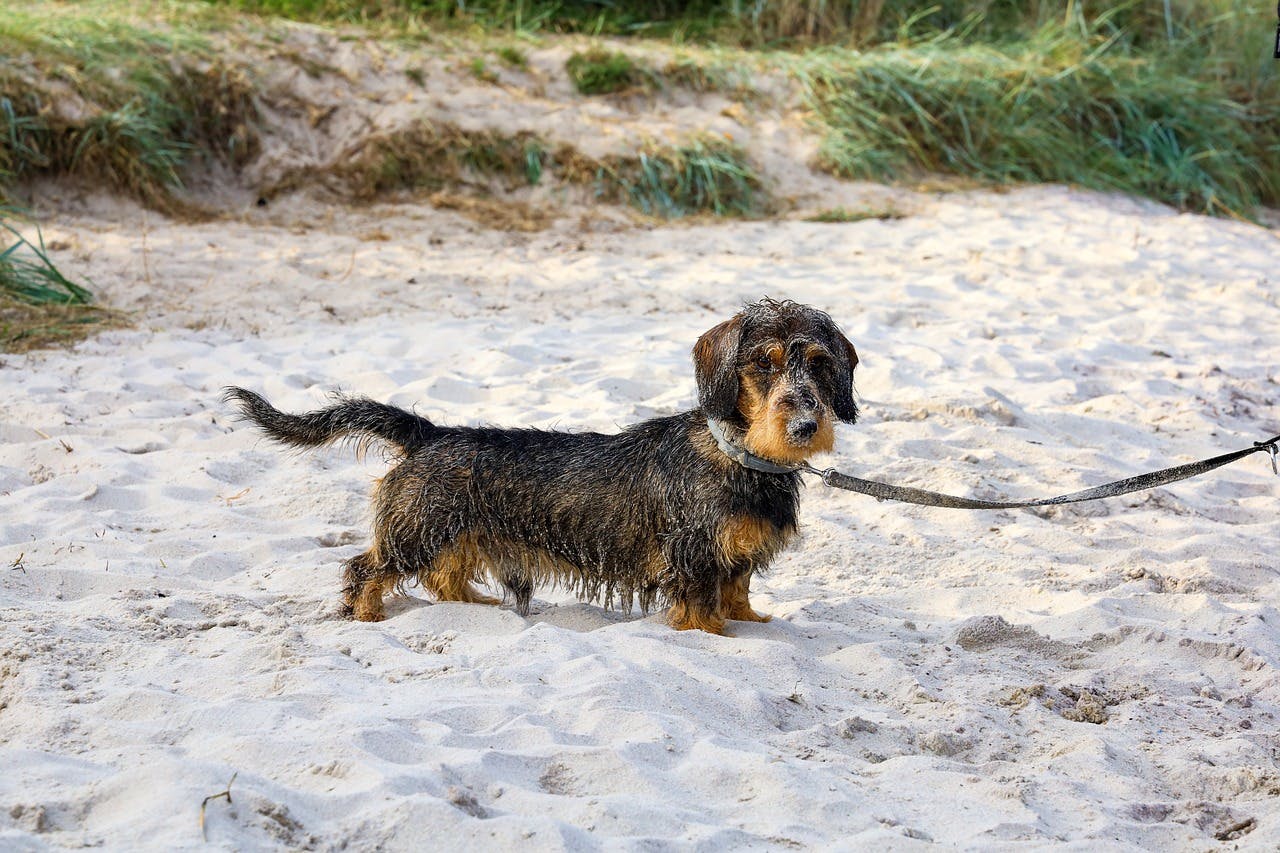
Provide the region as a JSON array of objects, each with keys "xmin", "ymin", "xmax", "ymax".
[{"xmin": 706, "ymin": 418, "xmax": 802, "ymax": 474}]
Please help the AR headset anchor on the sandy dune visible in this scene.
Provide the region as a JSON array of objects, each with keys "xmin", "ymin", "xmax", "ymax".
[{"xmin": 2, "ymin": 185, "xmax": 1278, "ymax": 849}]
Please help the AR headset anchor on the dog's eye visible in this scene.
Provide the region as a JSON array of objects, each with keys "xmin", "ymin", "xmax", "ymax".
[{"xmin": 755, "ymin": 354, "xmax": 775, "ymax": 371}]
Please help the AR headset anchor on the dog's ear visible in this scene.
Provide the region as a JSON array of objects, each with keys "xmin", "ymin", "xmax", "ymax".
[
  {"xmin": 831, "ymin": 330, "xmax": 860, "ymax": 423},
  {"xmin": 692, "ymin": 315, "xmax": 744, "ymax": 421}
]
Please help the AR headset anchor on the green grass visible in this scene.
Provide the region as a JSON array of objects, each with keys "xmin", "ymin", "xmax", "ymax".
[
  {"xmin": 213, "ymin": 0, "xmax": 730, "ymax": 40},
  {"xmin": 795, "ymin": 24, "xmax": 1279, "ymax": 215},
  {"xmin": 469, "ymin": 56, "xmax": 498, "ymax": 82},
  {"xmin": 0, "ymin": 7, "xmax": 258, "ymax": 211},
  {"xmin": 565, "ymin": 48, "xmax": 644, "ymax": 95},
  {"xmin": 204, "ymin": 0, "xmax": 1267, "ymax": 50},
  {"xmin": 4, "ymin": 1, "xmax": 1276, "ymax": 221},
  {"xmin": 0, "ymin": 207, "xmax": 113, "ymax": 351},
  {"xmin": 495, "ymin": 45, "xmax": 528, "ymax": 68},
  {"xmin": 804, "ymin": 205, "xmax": 904, "ymax": 223},
  {"xmin": 0, "ymin": 212, "xmax": 91, "ymax": 306},
  {"xmin": 608, "ymin": 137, "xmax": 761, "ymax": 217},
  {"xmin": 284, "ymin": 117, "xmax": 760, "ymax": 218}
]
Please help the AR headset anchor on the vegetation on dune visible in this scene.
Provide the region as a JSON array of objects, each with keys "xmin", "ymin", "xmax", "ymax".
[
  {"xmin": 0, "ymin": 213, "xmax": 90, "ymax": 305},
  {"xmin": 0, "ymin": 1, "xmax": 1274, "ymax": 222},
  {"xmin": 209, "ymin": 0, "xmax": 1269, "ymax": 50},
  {"xmin": 494, "ymin": 45, "xmax": 528, "ymax": 68},
  {"xmin": 0, "ymin": 1, "xmax": 1272, "ymax": 351},
  {"xmin": 283, "ymin": 119, "xmax": 761, "ymax": 219},
  {"xmin": 0, "ymin": 208, "xmax": 113, "ymax": 352},
  {"xmin": 804, "ymin": 205, "xmax": 904, "ymax": 223},
  {"xmin": 565, "ymin": 48, "xmax": 645, "ymax": 94},
  {"xmin": 795, "ymin": 25, "xmax": 1279, "ymax": 216},
  {"xmin": 308, "ymin": 123, "xmax": 550, "ymax": 198},
  {"xmin": 0, "ymin": 9, "xmax": 259, "ymax": 212},
  {"xmin": 207, "ymin": 0, "xmax": 1278, "ymax": 216},
  {"xmin": 605, "ymin": 137, "xmax": 762, "ymax": 218}
]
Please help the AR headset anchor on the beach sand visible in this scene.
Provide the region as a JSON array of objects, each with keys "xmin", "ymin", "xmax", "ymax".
[{"xmin": 2, "ymin": 184, "xmax": 1278, "ymax": 849}]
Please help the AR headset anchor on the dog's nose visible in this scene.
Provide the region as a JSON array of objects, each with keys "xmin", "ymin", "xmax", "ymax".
[{"xmin": 788, "ymin": 418, "xmax": 818, "ymax": 441}]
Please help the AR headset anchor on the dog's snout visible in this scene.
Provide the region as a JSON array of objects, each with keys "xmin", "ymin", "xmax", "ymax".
[
  {"xmin": 782, "ymin": 387, "xmax": 818, "ymax": 412},
  {"xmin": 788, "ymin": 417, "xmax": 818, "ymax": 441}
]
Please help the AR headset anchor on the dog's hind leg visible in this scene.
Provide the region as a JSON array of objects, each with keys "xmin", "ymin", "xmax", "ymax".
[
  {"xmin": 341, "ymin": 550, "xmax": 400, "ymax": 622},
  {"xmin": 498, "ymin": 564, "xmax": 534, "ymax": 617}
]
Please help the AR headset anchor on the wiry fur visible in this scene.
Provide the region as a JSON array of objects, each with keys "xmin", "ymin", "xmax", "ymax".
[{"xmin": 224, "ymin": 298, "xmax": 858, "ymax": 634}]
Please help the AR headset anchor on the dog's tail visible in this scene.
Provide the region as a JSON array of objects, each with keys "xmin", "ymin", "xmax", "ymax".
[{"xmin": 223, "ymin": 387, "xmax": 437, "ymax": 456}]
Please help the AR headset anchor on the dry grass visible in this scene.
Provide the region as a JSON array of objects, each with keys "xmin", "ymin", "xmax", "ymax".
[
  {"xmin": 272, "ymin": 123, "xmax": 545, "ymax": 200},
  {"xmin": 429, "ymin": 191, "xmax": 553, "ymax": 232},
  {"xmin": 803, "ymin": 205, "xmax": 904, "ymax": 223},
  {"xmin": 268, "ymin": 120, "xmax": 763, "ymax": 219},
  {"xmin": 0, "ymin": 298, "xmax": 122, "ymax": 353},
  {"xmin": 0, "ymin": 209, "xmax": 120, "ymax": 352},
  {"xmin": 0, "ymin": 8, "xmax": 259, "ymax": 213}
]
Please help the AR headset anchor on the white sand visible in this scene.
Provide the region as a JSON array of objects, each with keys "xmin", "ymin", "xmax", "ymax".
[{"xmin": 2, "ymin": 185, "xmax": 1279, "ymax": 849}]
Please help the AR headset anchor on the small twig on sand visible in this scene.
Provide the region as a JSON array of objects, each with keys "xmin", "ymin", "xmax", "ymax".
[
  {"xmin": 1215, "ymin": 817, "xmax": 1257, "ymax": 842},
  {"xmin": 8, "ymin": 553, "xmax": 25, "ymax": 573},
  {"xmin": 336, "ymin": 247, "xmax": 357, "ymax": 282},
  {"xmin": 199, "ymin": 771, "xmax": 238, "ymax": 840},
  {"xmin": 219, "ymin": 487, "xmax": 251, "ymax": 507},
  {"xmin": 141, "ymin": 213, "xmax": 153, "ymax": 288}
]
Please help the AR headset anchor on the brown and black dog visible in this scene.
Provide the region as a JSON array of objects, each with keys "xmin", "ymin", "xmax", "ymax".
[{"xmin": 225, "ymin": 298, "xmax": 858, "ymax": 634}]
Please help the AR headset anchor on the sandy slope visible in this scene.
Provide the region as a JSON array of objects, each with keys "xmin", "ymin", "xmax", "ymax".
[{"xmin": 2, "ymin": 185, "xmax": 1279, "ymax": 850}]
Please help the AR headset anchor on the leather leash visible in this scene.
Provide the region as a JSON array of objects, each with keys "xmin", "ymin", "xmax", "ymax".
[{"xmin": 708, "ymin": 418, "xmax": 1280, "ymax": 511}]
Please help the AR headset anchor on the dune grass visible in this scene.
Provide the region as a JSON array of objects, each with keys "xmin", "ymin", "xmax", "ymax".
[
  {"xmin": 0, "ymin": 208, "xmax": 114, "ymax": 352},
  {"xmin": 0, "ymin": 7, "xmax": 258, "ymax": 212},
  {"xmin": 0, "ymin": 215, "xmax": 90, "ymax": 306},
  {"xmin": 795, "ymin": 25, "xmax": 1279, "ymax": 215},
  {"xmin": 289, "ymin": 123, "xmax": 548, "ymax": 199},
  {"xmin": 3, "ymin": 1, "xmax": 1275, "ymax": 221},
  {"xmin": 207, "ymin": 0, "xmax": 1277, "ymax": 216},
  {"xmin": 207, "ymin": 0, "xmax": 1270, "ymax": 51},
  {"xmin": 804, "ymin": 205, "xmax": 904, "ymax": 223},
  {"xmin": 566, "ymin": 48, "xmax": 645, "ymax": 94},
  {"xmin": 495, "ymin": 45, "xmax": 528, "ymax": 68},
  {"xmin": 289, "ymin": 117, "xmax": 760, "ymax": 219},
  {"xmin": 607, "ymin": 137, "xmax": 761, "ymax": 218}
]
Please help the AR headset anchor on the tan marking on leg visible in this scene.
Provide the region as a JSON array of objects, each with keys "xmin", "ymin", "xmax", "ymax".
[
  {"xmin": 352, "ymin": 575, "xmax": 397, "ymax": 622},
  {"xmin": 668, "ymin": 600, "xmax": 726, "ymax": 635},
  {"xmin": 721, "ymin": 573, "xmax": 772, "ymax": 623},
  {"xmin": 423, "ymin": 534, "xmax": 501, "ymax": 606}
]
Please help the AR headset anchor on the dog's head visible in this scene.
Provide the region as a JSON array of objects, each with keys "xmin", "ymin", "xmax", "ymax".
[{"xmin": 693, "ymin": 298, "xmax": 858, "ymax": 464}]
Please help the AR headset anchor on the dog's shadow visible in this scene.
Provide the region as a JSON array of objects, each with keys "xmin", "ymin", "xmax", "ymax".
[
  {"xmin": 382, "ymin": 593, "xmax": 794, "ymax": 639},
  {"xmin": 525, "ymin": 601, "xmax": 649, "ymax": 632},
  {"xmin": 380, "ymin": 593, "xmax": 648, "ymax": 633}
]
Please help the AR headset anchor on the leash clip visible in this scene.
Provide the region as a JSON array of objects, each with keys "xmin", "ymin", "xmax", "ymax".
[
  {"xmin": 1257, "ymin": 439, "xmax": 1280, "ymax": 475},
  {"xmin": 800, "ymin": 462, "xmax": 835, "ymax": 481}
]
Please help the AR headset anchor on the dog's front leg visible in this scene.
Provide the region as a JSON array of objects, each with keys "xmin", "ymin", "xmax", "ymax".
[
  {"xmin": 664, "ymin": 538, "xmax": 727, "ymax": 635},
  {"xmin": 722, "ymin": 571, "xmax": 772, "ymax": 623}
]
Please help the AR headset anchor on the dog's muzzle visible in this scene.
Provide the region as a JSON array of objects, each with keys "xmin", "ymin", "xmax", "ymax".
[
  {"xmin": 782, "ymin": 386, "xmax": 821, "ymax": 444},
  {"xmin": 787, "ymin": 416, "xmax": 819, "ymax": 442}
]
